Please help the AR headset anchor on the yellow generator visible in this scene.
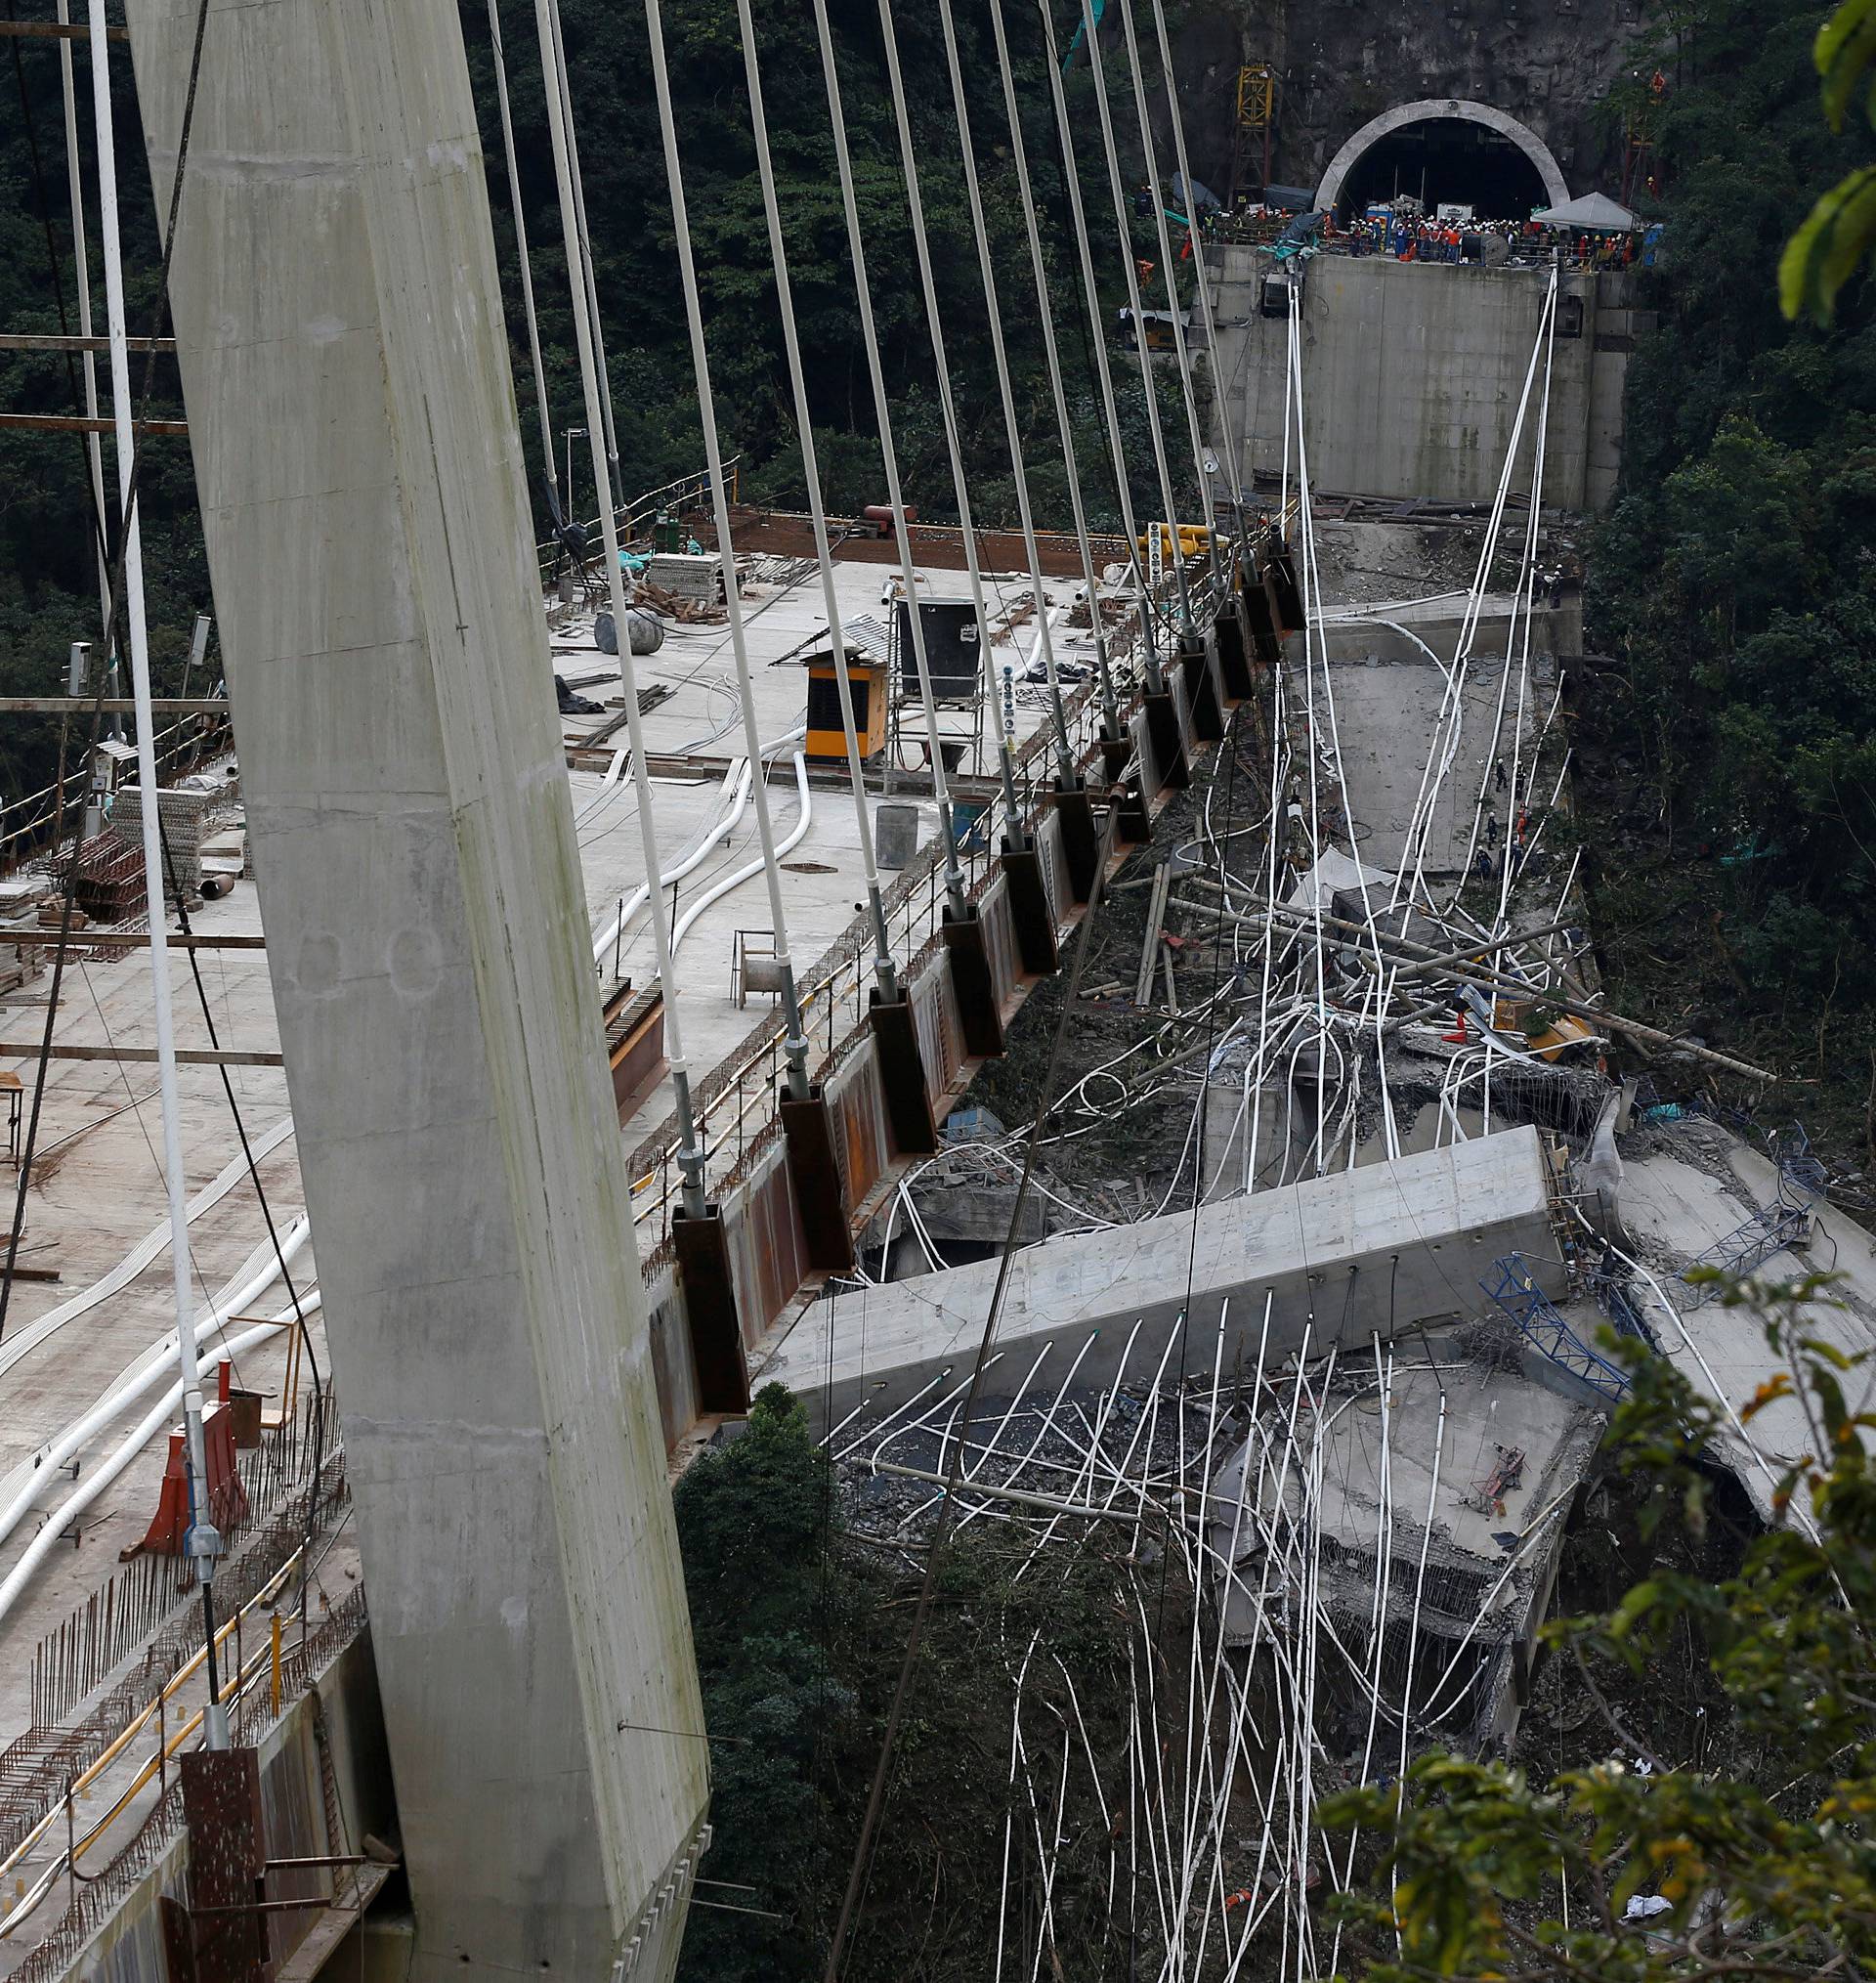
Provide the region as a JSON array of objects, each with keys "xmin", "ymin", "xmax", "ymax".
[{"xmin": 804, "ymin": 650, "xmax": 887, "ymax": 761}]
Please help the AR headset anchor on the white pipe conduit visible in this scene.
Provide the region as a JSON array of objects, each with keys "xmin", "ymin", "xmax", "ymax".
[
  {"xmin": 0, "ymin": 1293, "xmax": 320, "ymax": 1628},
  {"xmin": 587, "ymin": 722, "xmax": 807, "ymax": 966},
  {"xmin": 0, "ymin": 1216, "xmax": 314, "ymax": 1553},
  {"xmin": 0, "ymin": 1116, "xmax": 297, "ymax": 1387},
  {"xmin": 671, "ymin": 753, "xmax": 811, "ymax": 953},
  {"xmin": 587, "ymin": 761, "xmax": 748, "ymax": 966}
]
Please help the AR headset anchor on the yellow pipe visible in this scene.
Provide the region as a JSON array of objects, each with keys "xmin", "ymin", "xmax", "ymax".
[
  {"xmin": 0, "ymin": 1620, "xmax": 290, "ymax": 1940},
  {"xmin": 0, "ymin": 1549, "xmax": 304, "ymax": 1886}
]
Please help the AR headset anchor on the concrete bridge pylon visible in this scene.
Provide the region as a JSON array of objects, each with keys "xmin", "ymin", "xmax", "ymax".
[{"xmin": 122, "ymin": 1, "xmax": 709, "ymax": 1976}]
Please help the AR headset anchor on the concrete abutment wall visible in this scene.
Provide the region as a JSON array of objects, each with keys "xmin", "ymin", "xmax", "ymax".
[{"xmin": 1207, "ymin": 248, "xmax": 1645, "ymax": 512}]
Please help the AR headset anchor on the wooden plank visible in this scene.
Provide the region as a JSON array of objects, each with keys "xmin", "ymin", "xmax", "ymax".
[
  {"xmin": 0, "ymin": 697, "xmax": 227, "ymax": 713},
  {"xmin": 0, "ymin": 1041, "xmax": 282, "ymax": 1067},
  {"xmin": 0, "ymin": 413, "xmax": 187, "ymax": 437},
  {"xmin": 47, "ymin": 931, "xmax": 265, "ymax": 950},
  {"xmin": 0, "ymin": 20, "xmax": 130, "ymax": 39},
  {"xmin": 1134, "ymin": 862, "xmax": 1172, "ymax": 1006},
  {"xmin": 0, "ymin": 333, "xmax": 173, "ymax": 353}
]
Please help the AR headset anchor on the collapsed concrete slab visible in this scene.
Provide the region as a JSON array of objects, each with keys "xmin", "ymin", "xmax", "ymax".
[
  {"xmin": 1211, "ymin": 1355, "xmax": 1605, "ymax": 1749},
  {"xmin": 768, "ymin": 1126, "xmax": 1561, "ymax": 1430}
]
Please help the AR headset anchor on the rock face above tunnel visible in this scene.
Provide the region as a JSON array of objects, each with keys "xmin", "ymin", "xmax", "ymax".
[{"xmin": 1157, "ymin": 0, "xmax": 1638, "ymax": 203}]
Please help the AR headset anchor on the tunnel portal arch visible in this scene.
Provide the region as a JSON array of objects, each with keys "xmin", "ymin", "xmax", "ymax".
[{"xmin": 1315, "ymin": 100, "xmax": 1569, "ymax": 216}]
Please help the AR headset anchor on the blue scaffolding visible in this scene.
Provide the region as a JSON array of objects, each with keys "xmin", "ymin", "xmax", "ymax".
[
  {"xmin": 1480, "ymin": 1254, "xmax": 1631, "ymax": 1402},
  {"xmin": 1589, "ymin": 1261, "xmax": 1660, "ymax": 1351},
  {"xmin": 1681, "ymin": 1200, "xmax": 1810, "ymax": 1308},
  {"xmin": 1775, "ymin": 1121, "xmax": 1828, "ymax": 1199}
]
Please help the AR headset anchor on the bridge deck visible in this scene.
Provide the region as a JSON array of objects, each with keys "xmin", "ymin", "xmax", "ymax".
[{"xmin": 0, "ymin": 541, "xmax": 1111, "ymax": 1745}]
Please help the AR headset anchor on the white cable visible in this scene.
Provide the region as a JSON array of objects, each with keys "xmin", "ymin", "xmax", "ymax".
[
  {"xmin": 870, "ymin": 0, "xmax": 1042, "ymax": 807},
  {"xmin": 88, "ymin": 0, "xmax": 217, "ymax": 1603},
  {"xmin": 731, "ymin": 0, "xmax": 899, "ymax": 990},
  {"xmin": 533, "ymin": 0, "xmax": 705, "ymax": 1200},
  {"xmin": 642, "ymin": 0, "xmax": 814, "ymax": 1089},
  {"xmin": 487, "ymin": 0, "xmax": 559, "ymax": 509},
  {"xmin": 1115, "ymin": 0, "xmax": 1223, "ymax": 586},
  {"xmin": 912, "ymin": 0, "xmax": 1079, "ymax": 773},
  {"xmin": 587, "ymin": 761, "xmax": 749, "ymax": 967},
  {"xmin": 806, "ymin": 0, "xmax": 968, "ymax": 907},
  {"xmin": 543, "ymin": 0, "xmax": 620, "ymax": 484},
  {"xmin": 57, "ymin": 0, "xmax": 109, "ymax": 633},
  {"xmin": 1076, "ymin": 0, "xmax": 1195, "ymax": 627},
  {"xmin": 1144, "ymin": 0, "xmax": 1251, "ymax": 528},
  {"xmin": 1033, "ymin": 0, "xmax": 1164, "ymax": 690}
]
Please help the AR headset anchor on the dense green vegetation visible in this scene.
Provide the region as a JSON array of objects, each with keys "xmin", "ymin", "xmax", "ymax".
[
  {"xmin": 1581, "ymin": 0, "xmax": 1876, "ymax": 1136},
  {"xmin": 671, "ymin": 1384, "xmax": 1144, "ymax": 1982}
]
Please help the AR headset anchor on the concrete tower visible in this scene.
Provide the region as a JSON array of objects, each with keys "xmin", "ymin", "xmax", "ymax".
[{"xmin": 122, "ymin": 2, "xmax": 709, "ymax": 1976}]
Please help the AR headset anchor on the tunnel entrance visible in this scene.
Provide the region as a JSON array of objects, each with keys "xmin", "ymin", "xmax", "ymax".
[
  {"xmin": 1335, "ymin": 116, "xmax": 1551, "ymax": 221},
  {"xmin": 1315, "ymin": 101, "xmax": 1569, "ymax": 224}
]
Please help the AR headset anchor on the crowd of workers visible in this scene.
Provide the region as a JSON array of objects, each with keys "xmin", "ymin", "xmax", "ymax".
[
  {"xmin": 1328, "ymin": 208, "xmax": 1642, "ymax": 268},
  {"xmin": 1209, "ymin": 196, "xmax": 1647, "ymax": 272}
]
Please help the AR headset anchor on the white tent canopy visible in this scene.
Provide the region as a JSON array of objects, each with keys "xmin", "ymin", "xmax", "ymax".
[{"xmin": 1532, "ymin": 191, "xmax": 1637, "ymax": 232}]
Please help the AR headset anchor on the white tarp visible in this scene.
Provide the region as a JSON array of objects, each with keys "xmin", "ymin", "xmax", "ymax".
[{"xmin": 1533, "ymin": 191, "xmax": 1637, "ymax": 232}]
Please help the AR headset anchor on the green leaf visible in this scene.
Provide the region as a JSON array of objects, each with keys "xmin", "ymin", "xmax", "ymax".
[
  {"xmin": 1816, "ymin": 0, "xmax": 1876, "ymax": 130},
  {"xmin": 1780, "ymin": 164, "xmax": 1876, "ymax": 323}
]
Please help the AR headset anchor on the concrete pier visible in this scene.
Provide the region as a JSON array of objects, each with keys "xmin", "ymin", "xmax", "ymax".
[{"xmin": 123, "ymin": 4, "xmax": 707, "ymax": 1977}]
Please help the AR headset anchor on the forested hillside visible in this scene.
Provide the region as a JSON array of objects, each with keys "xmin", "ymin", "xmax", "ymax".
[
  {"xmin": 1580, "ymin": 0, "xmax": 1876, "ymax": 1135},
  {"xmin": 0, "ymin": 0, "xmax": 1191, "ymax": 809}
]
